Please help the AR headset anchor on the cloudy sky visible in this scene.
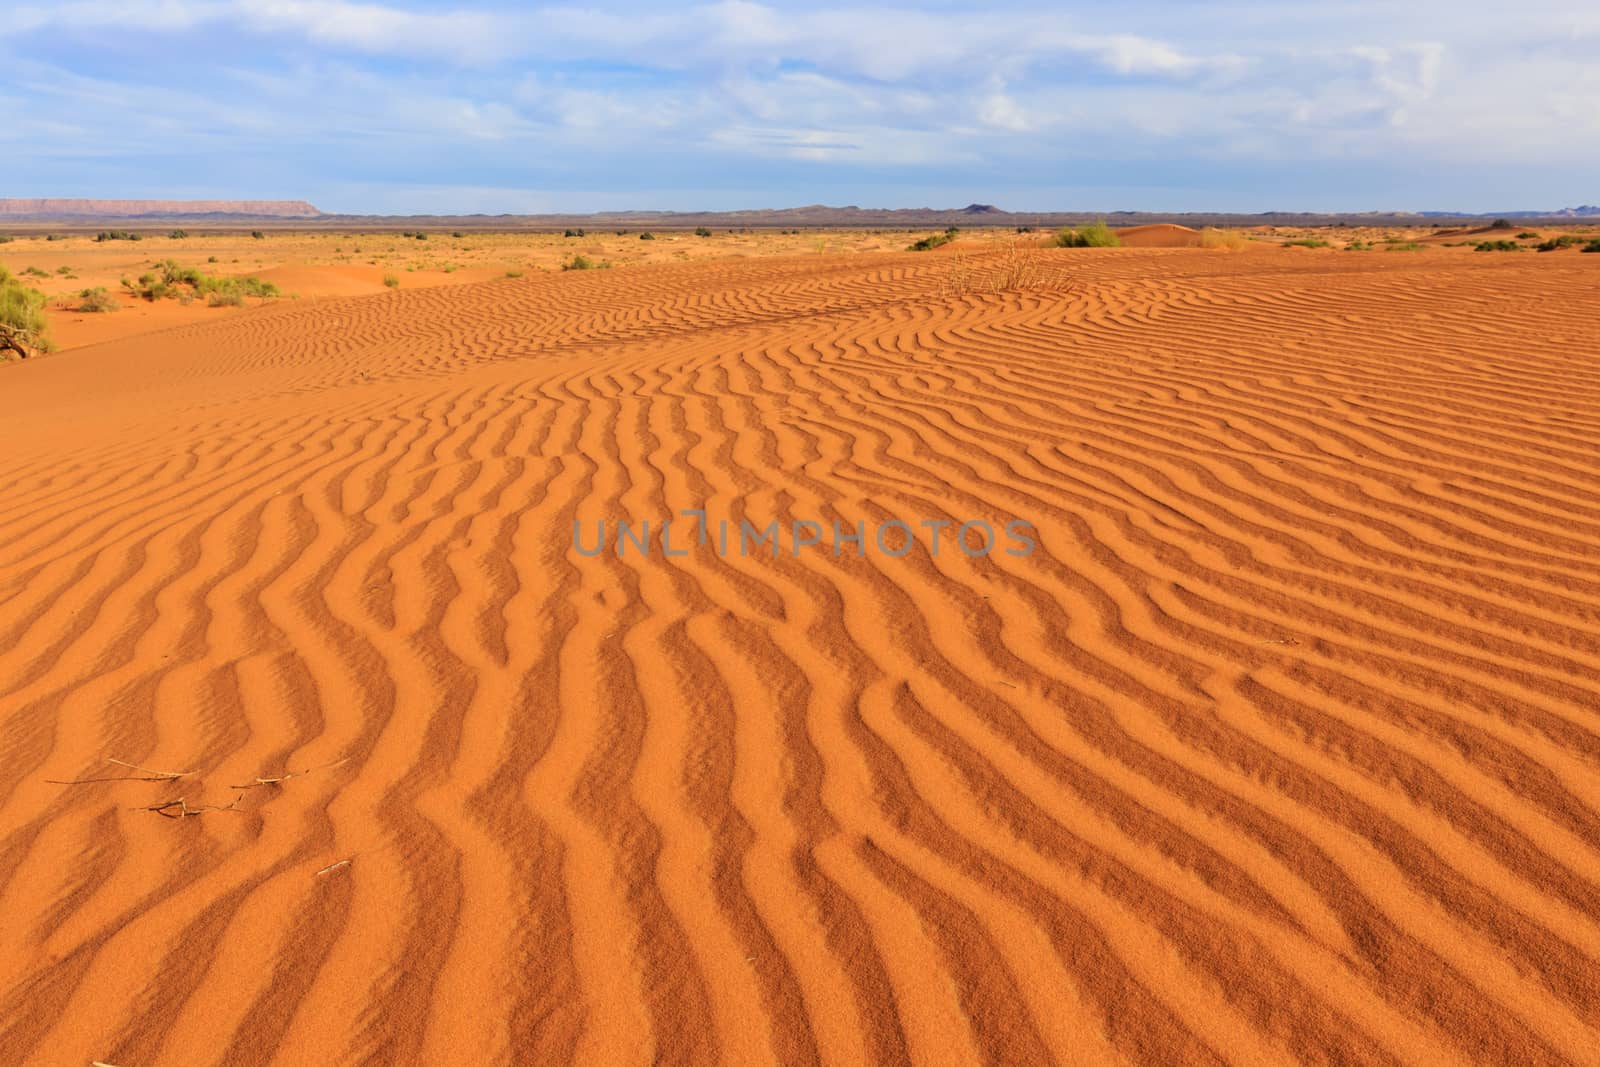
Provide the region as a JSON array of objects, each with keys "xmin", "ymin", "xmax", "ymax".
[{"xmin": 4, "ymin": 1, "xmax": 1597, "ymax": 214}]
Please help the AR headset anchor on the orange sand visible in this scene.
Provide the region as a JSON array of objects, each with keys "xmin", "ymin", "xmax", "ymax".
[{"xmin": 2, "ymin": 244, "xmax": 1599, "ymax": 1065}]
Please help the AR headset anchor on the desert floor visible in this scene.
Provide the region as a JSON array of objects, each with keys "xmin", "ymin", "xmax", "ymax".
[{"xmin": 2, "ymin": 237, "xmax": 1599, "ymax": 1065}]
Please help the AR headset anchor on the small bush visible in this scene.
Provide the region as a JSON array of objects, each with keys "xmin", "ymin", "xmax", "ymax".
[
  {"xmin": 1015, "ymin": 225, "xmax": 1034, "ymax": 234},
  {"xmin": 1055, "ymin": 221, "xmax": 1120, "ymax": 248},
  {"xmin": 76, "ymin": 286, "xmax": 118, "ymax": 312},
  {"xmin": 1516, "ymin": 231, "xmax": 1539, "ymax": 240},
  {"xmin": 1489, "ymin": 218, "xmax": 1514, "ymax": 230},
  {"xmin": 1200, "ymin": 228, "xmax": 1249, "ymax": 251},
  {"xmin": 45, "ymin": 234, "xmax": 60, "ymax": 241},
  {"xmin": 451, "ymin": 231, "xmax": 464, "ymax": 238},
  {"xmin": 169, "ymin": 229, "xmax": 190, "ymax": 239},
  {"xmin": 207, "ymin": 291, "xmax": 245, "ymax": 307},
  {"xmin": 415, "ymin": 232, "xmax": 428, "ymax": 240},
  {"xmin": 251, "ymin": 230, "xmax": 264, "ymax": 239},
  {"xmin": 562, "ymin": 254, "xmax": 610, "ymax": 271},
  {"xmin": 1582, "ymin": 240, "xmax": 1600, "ymax": 253},
  {"xmin": 1537, "ymin": 235, "xmax": 1586, "ymax": 251},
  {"xmin": 1384, "ymin": 241, "xmax": 1425, "ymax": 252},
  {"xmin": 22, "ymin": 266, "xmax": 49, "ymax": 278},
  {"xmin": 383, "ymin": 273, "xmax": 400, "ymax": 287},
  {"xmin": 95, "ymin": 230, "xmax": 141, "ymax": 242},
  {"xmin": 639, "ymin": 232, "xmax": 655, "ymax": 240},
  {"xmin": 1, "ymin": 266, "xmax": 51, "ymax": 358},
  {"xmin": 564, "ymin": 228, "xmax": 585, "ymax": 238},
  {"xmin": 694, "ymin": 226, "xmax": 712, "ymax": 237},
  {"xmin": 0, "ymin": 234, "xmax": 15, "ymax": 244},
  {"xmin": 56, "ymin": 265, "xmax": 73, "ymax": 275},
  {"xmin": 907, "ymin": 232, "xmax": 953, "ymax": 252},
  {"xmin": 1474, "ymin": 240, "xmax": 1521, "ymax": 252},
  {"xmin": 1283, "ymin": 238, "xmax": 1330, "ymax": 249},
  {"xmin": 505, "ymin": 269, "xmax": 524, "ymax": 278}
]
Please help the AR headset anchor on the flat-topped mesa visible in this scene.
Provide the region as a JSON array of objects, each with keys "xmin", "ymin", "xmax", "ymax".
[{"xmin": 0, "ymin": 198, "xmax": 321, "ymax": 218}]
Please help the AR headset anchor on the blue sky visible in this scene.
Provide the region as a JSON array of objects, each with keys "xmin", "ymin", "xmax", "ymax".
[{"xmin": 4, "ymin": 1, "xmax": 1597, "ymax": 214}]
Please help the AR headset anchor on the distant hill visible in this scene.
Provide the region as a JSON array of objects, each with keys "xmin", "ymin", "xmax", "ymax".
[{"xmin": 0, "ymin": 198, "xmax": 321, "ymax": 219}]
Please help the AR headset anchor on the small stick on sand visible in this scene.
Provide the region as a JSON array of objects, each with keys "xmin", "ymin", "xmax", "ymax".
[
  {"xmin": 315, "ymin": 858, "xmax": 352, "ymax": 876},
  {"xmin": 134, "ymin": 794, "xmax": 243, "ymax": 819},
  {"xmin": 231, "ymin": 756, "xmax": 350, "ymax": 790},
  {"xmin": 46, "ymin": 757, "xmax": 196, "ymax": 785}
]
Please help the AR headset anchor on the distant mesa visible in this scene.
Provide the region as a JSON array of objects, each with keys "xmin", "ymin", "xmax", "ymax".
[
  {"xmin": 960, "ymin": 203, "xmax": 1002, "ymax": 214},
  {"xmin": 0, "ymin": 198, "xmax": 321, "ymax": 219}
]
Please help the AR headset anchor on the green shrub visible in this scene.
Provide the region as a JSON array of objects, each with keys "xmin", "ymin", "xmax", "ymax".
[
  {"xmin": 1474, "ymin": 240, "xmax": 1521, "ymax": 251},
  {"xmin": 1283, "ymin": 238, "xmax": 1331, "ymax": 248},
  {"xmin": 451, "ymin": 231, "xmax": 464, "ymax": 238},
  {"xmin": 1384, "ymin": 241, "xmax": 1425, "ymax": 252},
  {"xmin": 1582, "ymin": 240, "xmax": 1600, "ymax": 253},
  {"xmin": 694, "ymin": 226, "xmax": 712, "ymax": 237},
  {"xmin": 415, "ymin": 232, "xmax": 428, "ymax": 240},
  {"xmin": 56, "ymin": 265, "xmax": 73, "ymax": 275},
  {"xmin": 207, "ymin": 291, "xmax": 245, "ymax": 307},
  {"xmin": 639, "ymin": 232, "xmax": 655, "ymax": 240},
  {"xmin": 0, "ymin": 266, "xmax": 51, "ymax": 359},
  {"xmin": 1015, "ymin": 225, "xmax": 1034, "ymax": 233},
  {"xmin": 76, "ymin": 287, "xmax": 118, "ymax": 312},
  {"xmin": 251, "ymin": 230, "xmax": 264, "ymax": 239},
  {"xmin": 383, "ymin": 273, "xmax": 400, "ymax": 287},
  {"xmin": 95, "ymin": 230, "xmax": 140, "ymax": 242},
  {"xmin": 1489, "ymin": 218, "xmax": 1514, "ymax": 229},
  {"xmin": 1536, "ymin": 235, "xmax": 1586, "ymax": 251},
  {"xmin": 169, "ymin": 229, "xmax": 190, "ymax": 239},
  {"xmin": 22, "ymin": 266, "xmax": 49, "ymax": 278},
  {"xmin": 1055, "ymin": 220, "xmax": 1120, "ymax": 247},
  {"xmin": 0, "ymin": 235, "xmax": 14, "ymax": 244},
  {"xmin": 1516, "ymin": 231, "xmax": 1539, "ymax": 240},
  {"xmin": 562, "ymin": 254, "xmax": 610, "ymax": 270},
  {"xmin": 505, "ymin": 269, "xmax": 524, "ymax": 278},
  {"xmin": 907, "ymin": 232, "xmax": 953, "ymax": 252},
  {"xmin": 121, "ymin": 259, "xmax": 281, "ymax": 301},
  {"xmin": 563, "ymin": 228, "xmax": 585, "ymax": 238}
]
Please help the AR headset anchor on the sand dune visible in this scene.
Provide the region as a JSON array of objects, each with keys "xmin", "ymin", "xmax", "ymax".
[{"xmin": 2, "ymin": 246, "xmax": 1599, "ymax": 1065}]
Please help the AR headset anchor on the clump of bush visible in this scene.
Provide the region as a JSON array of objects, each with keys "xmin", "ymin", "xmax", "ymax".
[
  {"xmin": 1283, "ymin": 237, "xmax": 1330, "ymax": 249},
  {"xmin": 639, "ymin": 232, "xmax": 655, "ymax": 240},
  {"xmin": 1489, "ymin": 218, "xmax": 1514, "ymax": 230},
  {"xmin": 95, "ymin": 230, "xmax": 141, "ymax": 242},
  {"xmin": 908, "ymin": 226, "xmax": 961, "ymax": 252},
  {"xmin": 1474, "ymin": 240, "xmax": 1521, "ymax": 252},
  {"xmin": 1516, "ymin": 231, "xmax": 1539, "ymax": 240},
  {"xmin": 1015, "ymin": 225, "xmax": 1034, "ymax": 234},
  {"xmin": 563, "ymin": 228, "xmax": 586, "ymax": 238},
  {"xmin": 383, "ymin": 273, "xmax": 400, "ymax": 287},
  {"xmin": 562, "ymin": 254, "xmax": 611, "ymax": 271},
  {"xmin": 1582, "ymin": 240, "xmax": 1600, "ymax": 254},
  {"xmin": 1, "ymin": 265, "xmax": 51, "ymax": 359},
  {"xmin": 22, "ymin": 266, "xmax": 50, "ymax": 278},
  {"xmin": 169, "ymin": 229, "xmax": 190, "ymax": 239},
  {"xmin": 1054, "ymin": 221, "xmax": 1120, "ymax": 248},
  {"xmin": 505, "ymin": 269, "xmax": 524, "ymax": 278},
  {"xmin": 251, "ymin": 230, "xmax": 265, "ymax": 239},
  {"xmin": 694, "ymin": 226, "xmax": 712, "ymax": 237},
  {"xmin": 122, "ymin": 259, "xmax": 281, "ymax": 302},
  {"xmin": 1198, "ymin": 228, "xmax": 1248, "ymax": 250},
  {"xmin": 76, "ymin": 286, "xmax": 119, "ymax": 312},
  {"xmin": 0, "ymin": 234, "xmax": 15, "ymax": 244},
  {"xmin": 1537, "ymin": 234, "xmax": 1587, "ymax": 251},
  {"xmin": 415, "ymin": 232, "xmax": 428, "ymax": 241},
  {"xmin": 1384, "ymin": 241, "xmax": 1425, "ymax": 252}
]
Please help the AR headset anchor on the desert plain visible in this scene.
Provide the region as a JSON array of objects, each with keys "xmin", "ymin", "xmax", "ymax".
[{"xmin": 2, "ymin": 224, "xmax": 1600, "ymax": 1065}]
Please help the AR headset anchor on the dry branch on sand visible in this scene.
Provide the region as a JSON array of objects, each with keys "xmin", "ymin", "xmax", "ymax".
[
  {"xmin": 315, "ymin": 859, "xmax": 352, "ymax": 876},
  {"xmin": 134, "ymin": 794, "xmax": 243, "ymax": 819},
  {"xmin": 231, "ymin": 756, "xmax": 349, "ymax": 790},
  {"xmin": 46, "ymin": 757, "xmax": 196, "ymax": 785}
]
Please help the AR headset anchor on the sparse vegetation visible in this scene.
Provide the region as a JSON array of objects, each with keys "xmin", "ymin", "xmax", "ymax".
[
  {"xmin": 639, "ymin": 232, "xmax": 655, "ymax": 240},
  {"xmin": 251, "ymin": 230, "xmax": 265, "ymax": 239},
  {"xmin": 1283, "ymin": 238, "xmax": 1331, "ymax": 249},
  {"xmin": 1054, "ymin": 221, "xmax": 1120, "ymax": 248},
  {"xmin": 95, "ymin": 230, "xmax": 141, "ymax": 242},
  {"xmin": 121, "ymin": 259, "xmax": 281, "ymax": 302},
  {"xmin": 1489, "ymin": 218, "xmax": 1514, "ymax": 230},
  {"xmin": 908, "ymin": 227, "xmax": 960, "ymax": 252},
  {"xmin": 1516, "ymin": 231, "xmax": 1539, "ymax": 240},
  {"xmin": 694, "ymin": 227, "xmax": 712, "ymax": 237},
  {"xmin": 563, "ymin": 228, "xmax": 586, "ymax": 238},
  {"xmin": 505, "ymin": 269, "xmax": 524, "ymax": 278},
  {"xmin": 1, "ymin": 265, "xmax": 51, "ymax": 359},
  {"xmin": 76, "ymin": 287, "xmax": 119, "ymax": 312},
  {"xmin": 1474, "ymin": 239, "xmax": 1521, "ymax": 252},
  {"xmin": 1384, "ymin": 241, "xmax": 1425, "ymax": 252},
  {"xmin": 169, "ymin": 229, "xmax": 190, "ymax": 239},
  {"xmin": 1583, "ymin": 240, "xmax": 1600, "ymax": 253},
  {"xmin": 383, "ymin": 273, "xmax": 400, "ymax": 287},
  {"xmin": 1536, "ymin": 234, "xmax": 1587, "ymax": 251},
  {"xmin": 1200, "ymin": 228, "xmax": 1249, "ymax": 251},
  {"xmin": 21, "ymin": 266, "xmax": 50, "ymax": 278},
  {"xmin": 562, "ymin": 254, "xmax": 611, "ymax": 271}
]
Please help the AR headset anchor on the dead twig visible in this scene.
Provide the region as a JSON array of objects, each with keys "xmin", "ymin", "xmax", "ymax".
[
  {"xmin": 47, "ymin": 757, "xmax": 195, "ymax": 785},
  {"xmin": 134, "ymin": 794, "xmax": 243, "ymax": 819},
  {"xmin": 231, "ymin": 756, "xmax": 349, "ymax": 791},
  {"xmin": 315, "ymin": 858, "xmax": 352, "ymax": 876}
]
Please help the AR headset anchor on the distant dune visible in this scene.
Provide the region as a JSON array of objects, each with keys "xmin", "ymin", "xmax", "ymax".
[{"xmin": 0, "ymin": 198, "xmax": 321, "ymax": 219}]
